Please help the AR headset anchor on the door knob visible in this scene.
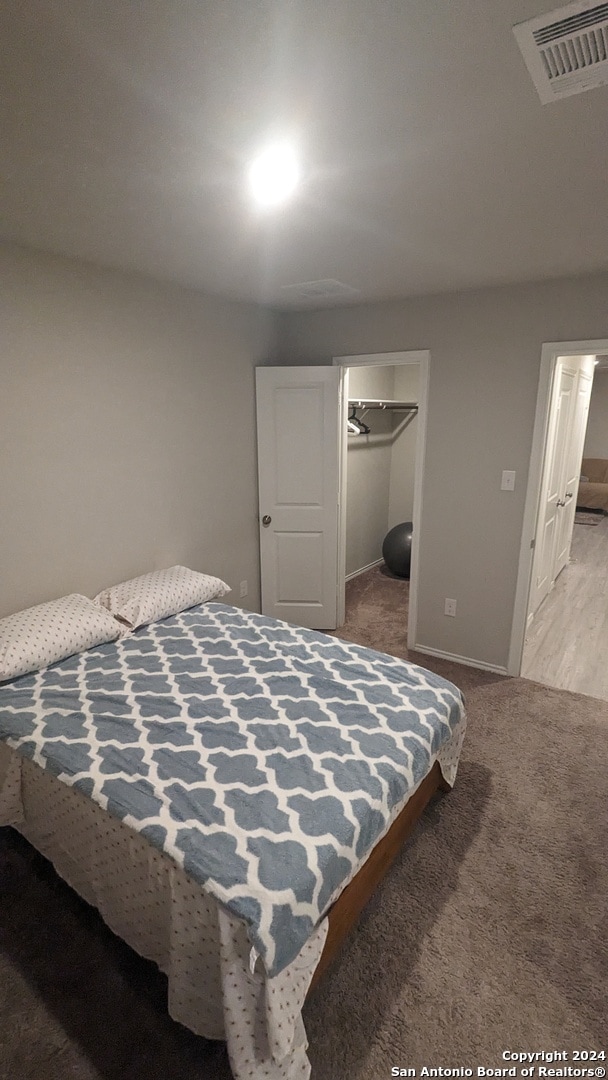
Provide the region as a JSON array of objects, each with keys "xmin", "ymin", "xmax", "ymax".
[
  {"xmin": 557, "ymin": 499, "xmax": 565, "ymax": 507},
  {"xmin": 565, "ymin": 491, "xmax": 573, "ymax": 499},
  {"xmin": 262, "ymin": 515, "xmax": 272, "ymax": 527}
]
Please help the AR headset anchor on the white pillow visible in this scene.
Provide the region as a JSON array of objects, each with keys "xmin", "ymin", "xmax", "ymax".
[
  {"xmin": 0, "ymin": 594, "xmax": 122, "ymax": 683},
  {"xmin": 93, "ymin": 565, "xmax": 231, "ymax": 630}
]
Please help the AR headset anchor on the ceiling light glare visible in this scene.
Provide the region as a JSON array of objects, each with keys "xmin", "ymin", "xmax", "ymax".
[{"xmin": 248, "ymin": 143, "xmax": 300, "ymax": 208}]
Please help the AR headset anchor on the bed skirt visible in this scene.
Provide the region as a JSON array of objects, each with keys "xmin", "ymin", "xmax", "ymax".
[
  {"xmin": 0, "ymin": 741, "xmax": 325, "ymax": 1079},
  {"xmin": 0, "ymin": 716, "xmax": 465, "ymax": 1080}
]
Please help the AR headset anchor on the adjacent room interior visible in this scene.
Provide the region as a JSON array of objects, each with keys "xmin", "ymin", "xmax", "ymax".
[
  {"xmin": 1, "ymin": 1, "xmax": 607, "ymax": 1079},
  {"xmin": 521, "ymin": 353, "xmax": 608, "ymax": 701}
]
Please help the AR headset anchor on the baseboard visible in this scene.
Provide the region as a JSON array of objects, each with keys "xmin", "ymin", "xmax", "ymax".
[
  {"xmin": 412, "ymin": 643, "xmax": 509, "ymax": 676},
  {"xmin": 345, "ymin": 558, "xmax": 384, "ymax": 582}
]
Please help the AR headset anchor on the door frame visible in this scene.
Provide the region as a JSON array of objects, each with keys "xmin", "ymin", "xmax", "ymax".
[
  {"xmin": 508, "ymin": 338, "xmax": 608, "ymax": 676},
  {"xmin": 332, "ymin": 350, "xmax": 430, "ymax": 648}
]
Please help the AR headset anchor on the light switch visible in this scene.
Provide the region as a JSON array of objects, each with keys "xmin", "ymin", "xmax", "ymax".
[{"xmin": 501, "ymin": 470, "xmax": 516, "ymax": 491}]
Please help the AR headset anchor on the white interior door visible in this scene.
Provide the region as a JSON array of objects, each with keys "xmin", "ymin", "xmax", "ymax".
[
  {"xmin": 528, "ymin": 360, "xmax": 576, "ymax": 619},
  {"xmin": 528, "ymin": 355, "xmax": 595, "ymax": 622},
  {"xmin": 553, "ymin": 368, "xmax": 593, "ymax": 577},
  {"xmin": 256, "ymin": 366, "xmax": 340, "ymax": 628}
]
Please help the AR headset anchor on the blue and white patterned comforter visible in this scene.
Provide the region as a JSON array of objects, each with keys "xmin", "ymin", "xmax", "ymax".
[{"xmin": 0, "ymin": 603, "xmax": 465, "ymax": 975}]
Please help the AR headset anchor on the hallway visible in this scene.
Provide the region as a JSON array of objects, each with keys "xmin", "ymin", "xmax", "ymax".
[{"xmin": 521, "ymin": 513, "xmax": 608, "ymax": 701}]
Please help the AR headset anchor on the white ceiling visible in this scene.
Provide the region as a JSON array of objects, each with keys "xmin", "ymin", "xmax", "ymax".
[{"xmin": 2, "ymin": 0, "xmax": 608, "ymax": 309}]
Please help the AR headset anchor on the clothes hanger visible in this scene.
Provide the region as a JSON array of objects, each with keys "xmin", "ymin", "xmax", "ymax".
[{"xmin": 348, "ymin": 406, "xmax": 370, "ymax": 435}]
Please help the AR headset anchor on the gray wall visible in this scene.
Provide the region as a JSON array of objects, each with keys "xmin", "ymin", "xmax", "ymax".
[
  {"xmin": 0, "ymin": 242, "xmax": 275, "ymax": 619},
  {"xmin": 345, "ymin": 366, "xmax": 394, "ymax": 576},
  {"xmin": 4, "ymin": 238, "xmax": 607, "ymax": 672},
  {"xmin": 583, "ymin": 371, "xmax": 608, "ymax": 460},
  {"xmin": 276, "ymin": 273, "xmax": 608, "ymax": 669}
]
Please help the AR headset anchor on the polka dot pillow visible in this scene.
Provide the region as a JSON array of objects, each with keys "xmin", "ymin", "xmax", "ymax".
[
  {"xmin": 0, "ymin": 594, "xmax": 122, "ymax": 683},
  {"xmin": 93, "ymin": 565, "xmax": 231, "ymax": 630}
]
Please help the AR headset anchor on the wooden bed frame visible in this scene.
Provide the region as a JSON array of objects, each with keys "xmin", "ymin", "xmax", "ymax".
[{"xmin": 309, "ymin": 760, "xmax": 450, "ymax": 992}]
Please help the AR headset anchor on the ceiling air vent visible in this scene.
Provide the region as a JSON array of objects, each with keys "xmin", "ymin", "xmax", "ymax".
[
  {"xmin": 513, "ymin": 0, "xmax": 608, "ymax": 103},
  {"xmin": 279, "ymin": 279, "xmax": 360, "ymax": 303}
]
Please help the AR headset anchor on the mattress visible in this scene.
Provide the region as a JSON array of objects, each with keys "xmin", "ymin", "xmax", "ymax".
[
  {"xmin": 0, "ymin": 602, "xmax": 467, "ymax": 1078},
  {"xmin": 0, "ymin": 603, "xmax": 465, "ymax": 976}
]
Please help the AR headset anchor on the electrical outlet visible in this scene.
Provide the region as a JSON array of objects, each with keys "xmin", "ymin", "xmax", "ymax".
[
  {"xmin": 444, "ymin": 598, "xmax": 457, "ymax": 617},
  {"xmin": 239, "ymin": 580, "xmax": 248, "ymax": 598}
]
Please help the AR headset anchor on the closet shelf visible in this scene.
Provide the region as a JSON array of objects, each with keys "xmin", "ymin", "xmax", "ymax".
[{"xmin": 348, "ymin": 398, "xmax": 418, "ymax": 412}]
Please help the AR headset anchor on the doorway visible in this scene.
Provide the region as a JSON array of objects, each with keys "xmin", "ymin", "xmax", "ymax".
[
  {"xmin": 526, "ymin": 354, "xmax": 595, "ymax": 624},
  {"xmin": 333, "ymin": 352, "xmax": 430, "ymax": 649},
  {"xmin": 254, "ymin": 353, "xmax": 430, "ymax": 640},
  {"xmin": 509, "ymin": 338, "xmax": 608, "ymax": 686}
]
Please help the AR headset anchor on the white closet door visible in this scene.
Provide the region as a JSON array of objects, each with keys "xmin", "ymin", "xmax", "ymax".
[{"xmin": 255, "ymin": 366, "xmax": 340, "ymax": 629}]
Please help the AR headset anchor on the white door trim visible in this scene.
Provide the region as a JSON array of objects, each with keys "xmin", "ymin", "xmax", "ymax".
[
  {"xmin": 332, "ymin": 350, "xmax": 430, "ymax": 650},
  {"xmin": 508, "ymin": 338, "xmax": 608, "ymax": 676}
]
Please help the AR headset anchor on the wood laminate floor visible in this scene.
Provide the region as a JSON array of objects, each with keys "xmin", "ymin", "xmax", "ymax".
[{"xmin": 521, "ymin": 512, "xmax": 608, "ymax": 701}]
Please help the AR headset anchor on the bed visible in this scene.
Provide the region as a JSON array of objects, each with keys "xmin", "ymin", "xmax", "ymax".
[{"xmin": 0, "ymin": 592, "xmax": 466, "ymax": 1080}]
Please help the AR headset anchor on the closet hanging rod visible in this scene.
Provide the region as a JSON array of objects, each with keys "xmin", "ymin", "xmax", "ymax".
[{"xmin": 348, "ymin": 398, "xmax": 418, "ymax": 411}]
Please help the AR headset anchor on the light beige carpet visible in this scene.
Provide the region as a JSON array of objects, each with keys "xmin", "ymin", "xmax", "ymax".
[{"xmin": 0, "ymin": 569, "xmax": 606, "ymax": 1078}]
